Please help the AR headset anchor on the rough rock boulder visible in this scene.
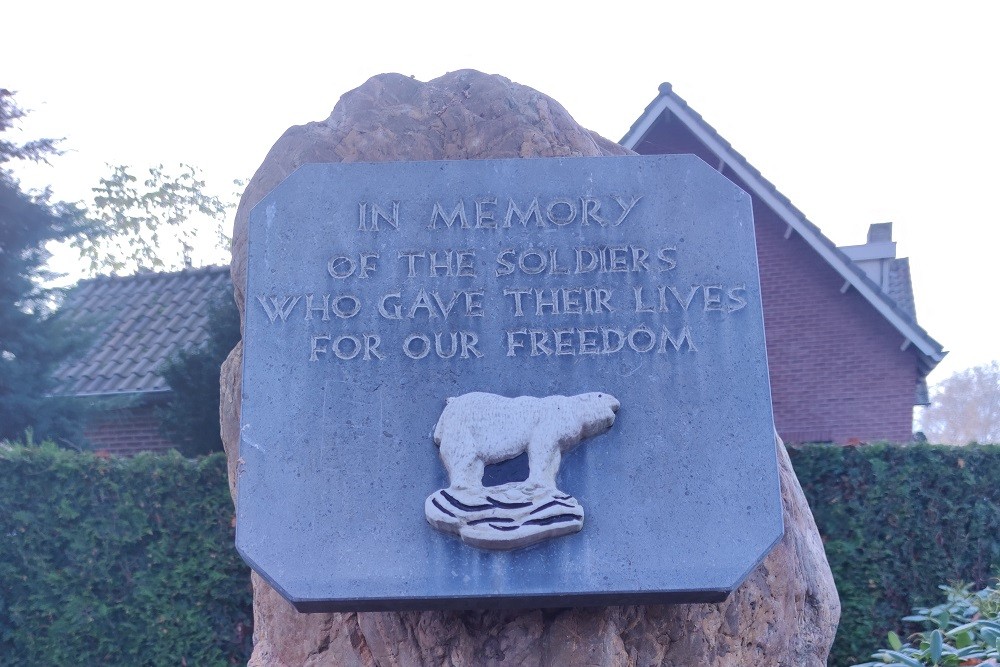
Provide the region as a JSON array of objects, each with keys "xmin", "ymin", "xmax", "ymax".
[{"xmin": 220, "ymin": 69, "xmax": 840, "ymax": 666}]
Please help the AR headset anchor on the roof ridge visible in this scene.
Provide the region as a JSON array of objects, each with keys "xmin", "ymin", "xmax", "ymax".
[
  {"xmin": 72, "ymin": 264, "xmax": 231, "ymax": 289},
  {"xmin": 620, "ymin": 83, "xmax": 945, "ymax": 374}
]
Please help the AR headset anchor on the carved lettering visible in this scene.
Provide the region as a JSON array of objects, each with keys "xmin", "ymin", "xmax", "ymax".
[
  {"xmin": 333, "ymin": 335, "xmax": 361, "ymax": 360},
  {"xmin": 404, "ymin": 331, "xmax": 482, "ymax": 359},
  {"xmin": 257, "ymin": 295, "xmax": 301, "ymax": 323},
  {"xmin": 612, "ymin": 195, "xmax": 642, "ymax": 225},
  {"xmin": 428, "ymin": 251, "xmax": 452, "ymax": 277},
  {"xmin": 331, "ymin": 295, "xmax": 361, "ymax": 319},
  {"xmin": 627, "ymin": 326, "xmax": 656, "ymax": 353},
  {"xmin": 327, "ymin": 255, "xmax": 355, "ymax": 278},
  {"xmin": 504, "ymin": 288, "xmax": 531, "ymax": 317},
  {"xmin": 503, "ymin": 198, "xmax": 543, "ymax": 228},
  {"xmin": 456, "ymin": 250, "xmax": 476, "ymax": 277},
  {"xmin": 657, "ymin": 246, "xmax": 677, "ymax": 271},
  {"xmin": 529, "ymin": 329, "xmax": 552, "ymax": 357},
  {"xmin": 309, "ymin": 335, "xmax": 329, "ymax": 361},
  {"xmin": 475, "ymin": 198, "xmax": 497, "ymax": 228},
  {"xmin": 658, "ymin": 325, "xmax": 698, "ymax": 352},
  {"xmin": 310, "ymin": 333, "xmax": 384, "ymax": 361},
  {"xmin": 434, "ymin": 332, "xmax": 459, "ymax": 359},
  {"xmin": 304, "ymin": 294, "xmax": 330, "ymax": 321},
  {"xmin": 518, "ymin": 249, "xmax": 546, "ymax": 275},
  {"xmin": 703, "ymin": 285, "xmax": 724, "ymax": 312},
  {"xmin": 727, "ymin": 285, "xmax": 747, "ymax": 313},
  {"xmin": 408, "ymin": 289, "xmax": 437, "ymax": 319},
  {"xmin": 581, "ymin": 197, "xmax": 607, "ymax": 226},
  {"xmin": 534, "ymin": 288, "xmax": 559, "ymax": 316},
  {"xmin": 429, "ymin": 201, "xmax": 469, "ymax": 229},
  {"xmin": 460, "ymin": 331, "xmax": 483, "ymax": 359},
  {"xmin": 546, "ymin": 198, "xmax": 577, "ymax": 226},
  {"xmin": 602, "ymin": 328, "xmax": 625, "ymax": 354},
  {"xmin": 403, "ymin": 333, "xmax": 431, "ymax": 359},
  {"xmin": 495, "ymin": 249, "xmax": 515, "ymax": 277},
  {"xmin": 431, "ymin": 291, "xmax": 461, "ymax": 318},
  {"xmin": 379, "ymin": 293, "xmax": 402, "ymax": 319},
  {"xmin": 608, "ymin": 246, "xmax": 629, "ymax": 272},
  {"xmin": 399, "ymin": 250, "xmax": 425, "ymax": 277},
  {"xmin": 668, "ymin": 285, "xmax": 699, "ymax": 310},
  {"xmin": 358, "ymin": 201, "xmax": 399, "ymax": 231},
  {"xmin": 504, "ymin": 326, "xmax": 698, "ymax": 357},
  {"xmin": 554, "ymin": 328, "xmax": 575, "ymax": 355},
  {"xmin": 463, "ymin": 290, "xmax": 485, "ymax": 317},
  {"xmin": 633, "ymin": 287, "xmax": 655, "ymax": 314}
]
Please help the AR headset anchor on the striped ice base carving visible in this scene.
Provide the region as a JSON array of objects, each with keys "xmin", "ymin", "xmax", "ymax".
[{"xmin": 425, "ymin": 484, "xmax": 584, "ymax": 550}]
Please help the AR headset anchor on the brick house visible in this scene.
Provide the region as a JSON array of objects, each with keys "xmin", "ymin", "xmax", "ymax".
[
  {"xmin": 50, "ymin": 86, "xmax": 944, "ymax": 451},
  {"xmin": 51, "ymin": 266, "xmax": 231, "ymax": 454},
  {"xmin": 622, "ymin": 83, "xmax": 945, "ymax": 443}
]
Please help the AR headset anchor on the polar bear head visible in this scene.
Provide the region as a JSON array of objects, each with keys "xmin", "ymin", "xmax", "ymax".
[{"xmin": 573, "ymin": 392, "xmax": 621, "ymax": 440}]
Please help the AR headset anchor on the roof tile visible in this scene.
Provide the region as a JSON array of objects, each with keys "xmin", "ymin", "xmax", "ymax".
[{"xmin": 50, "ymin": 266, "xmax": 232, "ymax": 397}]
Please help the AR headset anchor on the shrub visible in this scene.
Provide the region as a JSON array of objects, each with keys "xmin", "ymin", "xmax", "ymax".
[
  {"xmin": 853, "ymin": 582, "xmax": 1000, "ymax": 666},
  {"xmin": 789, "ymin": 443, "xmax": 1000, "ymax": 667},
  {"xmin": 0, "ymin": 444, "xmax": 252, "ymax": 665}
]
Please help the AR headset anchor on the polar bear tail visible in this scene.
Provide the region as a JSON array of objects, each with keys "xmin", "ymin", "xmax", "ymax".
[{"xmin": 432, "ymin": 397, "xmax": 453, "ymax": 447}]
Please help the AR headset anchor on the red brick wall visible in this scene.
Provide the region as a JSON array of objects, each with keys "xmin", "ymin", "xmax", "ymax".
[
  {"xmin": 752, "ymin": 202, "xmax": 918, "ymax": 443},
  {"xmin": 83, "ymin": 403, "xmax": 176, "ymax": 455},
  {"xmin": 636, "ymin": 117, "xmax": 920, "ymax": 443}
]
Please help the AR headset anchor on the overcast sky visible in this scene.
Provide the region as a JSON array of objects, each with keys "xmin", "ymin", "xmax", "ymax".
[{"xmin": 4, "ymin": 0, "xmax": 997, "ymax": 384}]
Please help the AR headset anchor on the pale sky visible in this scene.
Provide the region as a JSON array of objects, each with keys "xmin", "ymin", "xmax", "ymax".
[{"xmin": 4, "ymin": 0, "xmax": 998, "ymax": 385}]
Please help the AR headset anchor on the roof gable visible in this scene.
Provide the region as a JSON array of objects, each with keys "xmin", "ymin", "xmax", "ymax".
[
  {"xmin": 621, "ymin": 83, "xmax": 945, "ymax": 375},
  {"xmin": 51, "ymin": 266, "xmax": 232, "ymax": 397}
]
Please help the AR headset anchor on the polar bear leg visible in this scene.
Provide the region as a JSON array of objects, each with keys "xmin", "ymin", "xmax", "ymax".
[
  {"xmin": 526, "ymin": 431, "xmax": 563, "ymax": 490},
  {"xmin": 445, "ymin": 450, "xmax": 485, "ymax": 491}
]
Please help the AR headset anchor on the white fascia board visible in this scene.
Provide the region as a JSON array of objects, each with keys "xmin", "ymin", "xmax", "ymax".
[
  {"xmin": 840, "ymin": 242, "xmax": 896, "ymax": 262},
  {"xmin": 626, "ymin": 96, "xmax": 943, "ymax": 364},
  {"xmin": 620, "ymin": 97, "xmax": 671, "ymax": 151}
]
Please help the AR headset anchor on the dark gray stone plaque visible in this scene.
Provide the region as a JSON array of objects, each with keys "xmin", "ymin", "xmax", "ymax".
[{"xmin": 236, "ymin": 155, "xmax": 782, "ymax": 611}]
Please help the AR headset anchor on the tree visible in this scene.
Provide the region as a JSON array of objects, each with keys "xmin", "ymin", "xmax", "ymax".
[
  {"xmin": 73, "ymin": 163, "xmax": 238, "ymax": 275},
  {"xmin": 156, "ymin": 288, "xmax": 240, "ymax": 456},
  {"xmin": 0, "ymin": 89, "xmax": 92, "ymax": 442},
  {"xmin": 921, "ymin": 361, "xmax": 1000, "ymax": 445}
]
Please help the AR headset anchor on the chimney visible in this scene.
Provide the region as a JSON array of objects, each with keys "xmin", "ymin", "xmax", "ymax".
[{"xmin": 839, "ymin": 222, "xmax": 897, "ymax": 292}]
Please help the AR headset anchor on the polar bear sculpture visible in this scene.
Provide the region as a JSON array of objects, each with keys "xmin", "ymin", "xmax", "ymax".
[
  {"xmin": 434, "ymin": 391, "xmax": 620, "ymax": 491},
  {"xmin": 425, "ymin": 391, "xmax": 620, "ymax": 549}
]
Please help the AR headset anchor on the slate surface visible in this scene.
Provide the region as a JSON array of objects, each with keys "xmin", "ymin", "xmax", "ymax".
[{"xmin": 236, "ymin": 154, "xmax": 782, "ymax": 611}]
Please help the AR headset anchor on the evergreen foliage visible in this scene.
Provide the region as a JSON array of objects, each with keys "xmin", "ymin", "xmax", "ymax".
[
  {"xmin": 0, "ymin": 445, "xmax": 252, "ymax": 665},
  {"xmin": 789, "ymin": 443, "xmax": 1000, "ymax": 667},
  {"xmin": 0, "ymin": 89, "xmax": 92, "ymax": 442},
  {"xmin": 1, "ymin": 440, "xmax": 996, "ymax": 665},
  {"xmin": 157, "ymin": 288, "xmax": 240, "ymax": 456}
]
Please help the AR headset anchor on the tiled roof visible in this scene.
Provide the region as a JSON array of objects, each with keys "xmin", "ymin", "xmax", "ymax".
[
  {"xmin": 51, "ymin": 266, "xmax": 232, "ymax": 397},
  {"xmin": 621, "ymin": 83, "xmax": 945, "ymax": 376},
  {"xmin": 887, "ymin": 257, "xmax": 917, "ymax": 321}
]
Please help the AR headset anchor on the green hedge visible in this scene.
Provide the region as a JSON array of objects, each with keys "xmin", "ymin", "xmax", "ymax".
[
  {"xmin": 789, "ymin": 443, "xmax": 1000, "ymax": 667},
  {"xmin": 0, "ymin": 445, "xmax": 252, "ymax": 666},
  {"xmin": 2, "ymin": 443, "xmax": 997, "ymax": 666}
]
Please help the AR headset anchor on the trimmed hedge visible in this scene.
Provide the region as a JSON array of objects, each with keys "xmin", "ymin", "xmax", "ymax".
[
  {"xmin": 0, "ymin": 445, "xmax": 252, "ymax": 666},
  {"xmin": 789, "ymin": 444, "xmax": 1000, "ymax": 667},
  {"xmin": 1, "ymin": 443, "xmax": 997, "ymax": 666}
]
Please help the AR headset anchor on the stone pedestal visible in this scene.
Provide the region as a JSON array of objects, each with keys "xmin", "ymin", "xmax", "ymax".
[{"xmin": 221, "ymin": 70, "xmax": 840, "ymax": 666}]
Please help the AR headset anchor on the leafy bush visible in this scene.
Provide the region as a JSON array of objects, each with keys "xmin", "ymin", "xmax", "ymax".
[
  {"xmin": 789, "ymin": 443, "xmax": 1000, "ymax": 667},
  {"xmin": 157, "ymin": 288, "xmax": 240, "ymax": 456},
  {"xmin": 853, "ymin": 582, "xmax": 1000, "ymax": 666},
  {"xmin": 0, "ymin": 444, "xmax": 252, "ymax": 665}
]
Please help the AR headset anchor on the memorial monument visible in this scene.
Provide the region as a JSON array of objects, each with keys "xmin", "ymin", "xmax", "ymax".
[{"xmin": 222, "ymin": 70, "xmax": 840, "ymax": 665}]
